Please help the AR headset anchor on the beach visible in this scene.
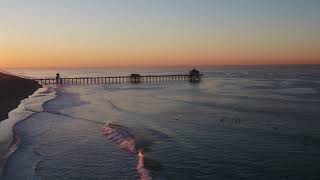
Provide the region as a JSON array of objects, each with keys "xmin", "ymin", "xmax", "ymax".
[
  {"xmin": 0, "ymin": 72, "xmax": 41, "ymax": 121},
  {"xmin": 0, "ymin": 72, "xmax": 44, "ymax": 176}
]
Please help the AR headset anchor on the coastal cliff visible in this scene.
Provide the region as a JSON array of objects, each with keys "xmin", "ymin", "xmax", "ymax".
[{"xmin": 0, "ymin": 72, "xmax": 41, "ymax": 121}]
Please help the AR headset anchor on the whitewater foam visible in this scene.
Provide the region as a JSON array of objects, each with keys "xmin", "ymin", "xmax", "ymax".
[
  {"xmin": 101, "ymin": 123, "xmax": 136, "ymax": 153},
  {"xmin": 101, "ymin": 123, "xmax": 152, "ymax": 180},
  {"xmin": 0, "ymin": 86, "xmax": 56, "ymax": 177},
  {"xmin": 137, "ymin": 151, "xmax": 152, "ymax": 180}
]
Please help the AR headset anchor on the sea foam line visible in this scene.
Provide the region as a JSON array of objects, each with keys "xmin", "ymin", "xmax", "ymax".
[
  {"xmin": 0, "ymin": 86, "xmax": 57, "ymax": 177},
  {"xmin": 101, "ymin": 123, "xmax": 152, "ymax": 180}
]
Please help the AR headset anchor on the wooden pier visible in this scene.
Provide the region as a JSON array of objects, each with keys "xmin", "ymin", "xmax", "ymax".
[{"xmin": 33, "ymin": 69, "xmax": 203, "ymax": 85}]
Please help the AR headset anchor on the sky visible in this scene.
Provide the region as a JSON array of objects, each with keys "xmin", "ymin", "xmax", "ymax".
[{"xmin": 0, "ymin": 0, "xmax": 320, "ymax": 68}]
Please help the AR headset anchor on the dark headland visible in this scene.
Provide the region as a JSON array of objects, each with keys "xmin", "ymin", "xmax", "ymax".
[{"xmin": 0, "ymin": 72, "xmax": 41, "ymax": 122}]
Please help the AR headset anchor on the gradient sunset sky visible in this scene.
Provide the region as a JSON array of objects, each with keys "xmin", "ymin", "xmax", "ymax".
[{"xmin": 1, "ymin": 0, "xmax": 320, "ymax": 68}]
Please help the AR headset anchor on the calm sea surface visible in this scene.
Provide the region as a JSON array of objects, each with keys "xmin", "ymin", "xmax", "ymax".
[{"xmin": 1, "ymin": 65, "xmax": 320, "ymax": 180}]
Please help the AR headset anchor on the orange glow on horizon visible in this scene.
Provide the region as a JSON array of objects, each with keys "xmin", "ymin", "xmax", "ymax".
[
  {"xmin": 1, "ymin": 1, "xmax": 320, "ymax": 68},
  {"xmin": 1, "ymin": 31, "xmax": 319, "ymax": 68},
  {"xmin": 1, "ymin": 46, "xmax": 319, "ymax": 68}
]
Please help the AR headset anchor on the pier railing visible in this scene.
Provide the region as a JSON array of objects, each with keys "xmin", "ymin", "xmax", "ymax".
[{"xmin": 33, "ymin": 74, "xmax": 203, "ymax": 85}]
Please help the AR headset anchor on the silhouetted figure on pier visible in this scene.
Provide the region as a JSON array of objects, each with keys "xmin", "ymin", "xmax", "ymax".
[
  {"xmin": 56, "ymin": 73, "xmax": 60, "ymax": 84},
  {"xmin": 189, "ymin": 68, "xmax": 201, "ymax": 82}
]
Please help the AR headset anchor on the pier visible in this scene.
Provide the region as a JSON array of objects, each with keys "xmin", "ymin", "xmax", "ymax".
[{"xmin": 33, "ymin": 69, "xmax": 203, "ymax": 85}]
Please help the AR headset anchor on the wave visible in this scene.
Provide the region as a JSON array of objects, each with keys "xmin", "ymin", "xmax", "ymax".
[
  {"xmin": 0, "ymin": 86, "xmax": 56, "ymax": 177},
  {"xmin": 104, "ymin": 86, "xmax": 166, "ymax": 92},
  {"xmin": 43, "ymin": 110, "xmax": 104, "ymax": 125},
  {"xmin": 137, "ymin": 151, "xmax": 152, "ymax": 180},
  {"xmin": 107, "ymin": 100, "xmax": 124, "ymax": 113},
  {"xmin": 101, "ymin": 123, "xmax": 136, "ymax": 153},
  {"xmin": 101, "ymin": 123, "xmax": 152, "ymax": 180}
]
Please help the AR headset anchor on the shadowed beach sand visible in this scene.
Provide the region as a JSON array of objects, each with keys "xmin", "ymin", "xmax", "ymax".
[{"xmin": 0, "ymin": 72, "xmax": 41, "ymax": 122}]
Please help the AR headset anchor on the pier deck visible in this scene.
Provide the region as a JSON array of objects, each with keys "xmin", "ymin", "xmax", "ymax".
[{"xmin": 33, "ymin": 74, "xmax": 203, "ymax": 85}]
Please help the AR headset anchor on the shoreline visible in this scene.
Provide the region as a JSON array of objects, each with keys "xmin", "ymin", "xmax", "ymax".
[
  {"xmin": 0, "ymin": 72, "xmax": 42, "ymax": 122},
  {"xmin": 0, "ymin": 85, "xmax": 57, "ymax": 178},
  {"xmin": 0, "ymin": 124, "xmax": 21, "ymax": 178},
  {"xmin": 0, "ymin": 72, "xmax": 42, "ymax": 176}
]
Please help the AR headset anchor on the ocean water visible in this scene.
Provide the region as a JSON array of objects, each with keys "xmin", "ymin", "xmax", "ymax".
[{"xmin": 1, "ymin": 65, "xmax": 320, "ymax": 180}]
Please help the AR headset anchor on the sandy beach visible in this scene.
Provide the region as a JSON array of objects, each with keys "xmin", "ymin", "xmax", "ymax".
[{"xmin": 0, "ymin": 72, "xmax": 41, "ymax": 122}]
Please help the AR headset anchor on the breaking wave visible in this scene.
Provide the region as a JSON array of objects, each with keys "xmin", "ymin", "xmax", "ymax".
[
  {"xmin": 137, "ymin": 151, "xmax": 152, "ymax": 180},
  {"xmin": 101, "ymin": 123, "xmax": 152, "ymax": 180},
  {"xmin": 101, "ymin": 123, "xmax": 136, "ymax": 153}
]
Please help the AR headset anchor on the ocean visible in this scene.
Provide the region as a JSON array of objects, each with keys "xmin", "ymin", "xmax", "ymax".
[{"xmin": 1, "ymin": 65, "xmax": 320, "ymax": 180}]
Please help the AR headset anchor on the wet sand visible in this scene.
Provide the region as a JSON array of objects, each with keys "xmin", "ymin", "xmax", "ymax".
[{"xmin": 0, "ymin": 72, "xmax": 41, "ymax": 121}]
